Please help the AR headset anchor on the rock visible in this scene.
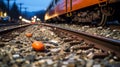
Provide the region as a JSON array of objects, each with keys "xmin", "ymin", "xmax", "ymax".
[
  {"xmin": 87, "ymin": 52, "xmax": 94, "ymax": 59},
  {"xmin": 46, "ymin": 52, "xmax": 52, "ymax": 56},
  {"xmin": 14, "ymin": 32, "xmax": 20, "ymax": 36},
  {"xmin": 11, "ymin": 64, "xmax": 19, "ymax": 67},
  {"xmin": 0, "ymin": 55, "xmax": 3, "ymax": 61},
  {"xmin": 22, "ymin": 64, "xmax": 32, "ymax": 67},
  {"xmin": 50, "ymin": 40, "xmax": 58, "ymax": 43},
  {"xmin": 10, "ymin": 60, "xmax": 16, "ymax": 64},
  {"xmin": 34, "ymin": 36, "xmax": 44, "ymax": 41},
  {"xmin": 46, "ymin": 59, "xmax": 54, "ymax": 65},
  {"xmin": 25, "ymin": 60, "xmax": 30, "ymax": 64},
  {"xmin": 0, "ymin": 42, "xmax": 5, "ymax": 47},
  {"xmin": 16, "ymin": 58, "xmax": 25, "ymax": 63},
  {"xmin": 93, "ymin": 64, "xmax": 101, "ymax": 67},
  {"xmin": 25, "ymin": 55, "xmax": 35, "ymax": 62},
  {"xmin": 50, "ymin": 48, "xmax": 61, "ymax": 53},
  {"xmin": 53, "ymin": 60, "xmax": 61, "ymax": 67},
  {"xmin": 41, "ymin": 62, "xmax": 48, "ymax": 67},
  {"xmin": 13, "ymin": 54, "xmax": 20, "ymax": 59},
  {"xmin": 97, "ymin": 27, "xmax": 103, "ymax": 30},
  {"xmin": 67, "ymin": 62, "xmax": 75, "ymax": 67},
  {"xmin": 86, "ymin": 59, "xmax": 94, "ymax": 67},
  {"xmin": 45, "ymin": 43, "xmax": 57, "ymax": 48}
]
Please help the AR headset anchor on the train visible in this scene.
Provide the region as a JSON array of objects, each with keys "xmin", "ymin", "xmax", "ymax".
[{"xmin": 44, "ymin": 0, "xmax": 120, "ymax": 26}]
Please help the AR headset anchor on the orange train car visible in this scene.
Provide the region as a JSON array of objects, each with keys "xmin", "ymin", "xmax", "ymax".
[{"xmin": 45, "ymin": 0, "xmax": 120, "ymax": 25}]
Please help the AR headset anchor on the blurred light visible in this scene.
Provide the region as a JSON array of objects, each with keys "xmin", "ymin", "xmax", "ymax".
[
  {"xmin": 31, "ymin": 17, "xmax": 34, "ymax": 20},
  {"xmin": 19, "ymin": 16, "xmax": 22, "ymax": 19},
  {"xmin": 0, "ymin": 11, "xmax": 3, "ymax": 17},
  {"xmin": 45, "ymin": 14, "xmax": 58, "ymax": 20},
  {"xmin": 34, "ymin": 16, "xmax": 37, "ymax": 19},
  {"xmin": 22, "ymin": 18, "xmax": 31, "ymax": 23},
  {"xmin": 4, "ymin": 12, "xmax": 7, "ymax": 17},
  {"xmin": 37, "ymin": 18, "xmax": 41, "ymax": 21}
]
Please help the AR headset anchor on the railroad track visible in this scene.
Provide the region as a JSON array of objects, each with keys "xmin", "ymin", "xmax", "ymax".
[
  {"xmin": 0, "ymin": 24, "xmax": 31, "ymax": 43},
  {"xmin": 41, "ymin": 23, "xmax": 120, "ymax": 58},
  {"xmin": 0, "ymin": 24, "xmax": 31, "ymax": 33},
  {"xmin": 47, "ymin": 23, "xmax": 120, "ymax": 40},
  {"xmin": 0, "ymin": 24, "xmax": 120, "ymax": 67}
]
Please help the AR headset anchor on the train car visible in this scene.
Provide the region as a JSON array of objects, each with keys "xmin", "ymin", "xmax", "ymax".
[{"xmin": 44, "ymin": 0, "xmax": 120, "ymax": 26}]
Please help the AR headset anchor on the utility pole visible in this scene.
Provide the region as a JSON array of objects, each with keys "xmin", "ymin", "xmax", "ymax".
[
  {"xmin": 18, "ymin": 3, "xmax": 23, "ymax": 15},
  {"xmin": 24, "ymin": 7, "xmax": 27, "ymax": 15},
  {"xmin": 6, "ymin": 0, "xmax": 10, "ymax": 15},
  {"xmin": 23, "ymin": 7, "xmax": 27, "ymax": 13},
  {"xmin": 7, "ymin": 0, "xmax": 10, "ymax": 12},
  {"xmin": 6, "ymin": 0, "xmax": 15, "ymax": 15},
  {"xmin": 22, "ymin": 7, "xmax": 28, "ymax": 18}
]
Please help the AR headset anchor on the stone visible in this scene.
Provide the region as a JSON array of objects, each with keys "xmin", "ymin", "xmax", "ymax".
[
  {"xmin": 13, "ymin": 54, "xmax": 20, "ymax": 59},
  {"xmin": 86, "ymin": 59, "xmax": 94, "ymax": 67}
]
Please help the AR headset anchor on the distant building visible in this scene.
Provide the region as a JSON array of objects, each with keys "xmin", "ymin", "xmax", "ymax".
[
  {"xmin": 0, "ymin": 8, "xmax": 4, "ymax": 22},
  {"xmin": 0, "ymin": 8, "xmax": 3, "ymax": 17}
]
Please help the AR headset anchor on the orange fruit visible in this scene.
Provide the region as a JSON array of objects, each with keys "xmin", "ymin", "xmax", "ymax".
[
  {"xmin": 32, "ymin": 41, "xmax": 45, "ymax": 51},
  {"xmin": 25, "ymin": 33, "xmax": 32, "ymax": 37}
]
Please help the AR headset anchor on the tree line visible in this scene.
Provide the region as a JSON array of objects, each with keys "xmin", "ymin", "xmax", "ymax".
[{"xmin": 0, "ymin": 0, "xmax": 20, "ymax": 21}]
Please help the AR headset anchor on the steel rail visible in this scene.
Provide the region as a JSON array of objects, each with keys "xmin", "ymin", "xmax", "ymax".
[
  {"xmin": 41, "ymin": 23, "xmax": 120, "ymax": 58},
  {"xmin": 0, "ymin": 24, "xmax": 31, "ymax": 34}
]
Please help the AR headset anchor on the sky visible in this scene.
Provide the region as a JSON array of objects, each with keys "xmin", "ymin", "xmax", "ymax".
[{"xmin": 5, "ymin": 0, "xmax": 52, "ymax": 12}]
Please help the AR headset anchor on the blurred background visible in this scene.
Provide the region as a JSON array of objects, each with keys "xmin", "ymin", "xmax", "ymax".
[{"xmin": 0, "ymin": 0, "xmax": 52, "ymax": 23}]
